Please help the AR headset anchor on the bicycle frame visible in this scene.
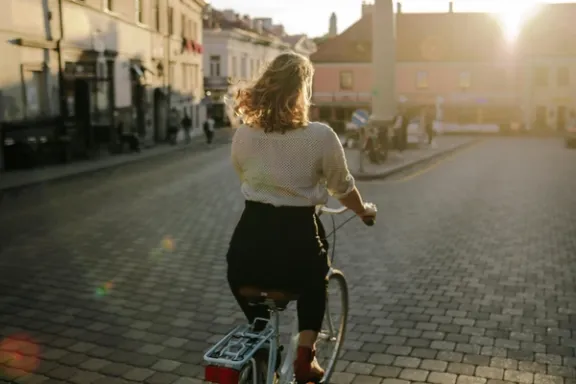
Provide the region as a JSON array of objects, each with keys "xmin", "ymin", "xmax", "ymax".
[{"xmin": 204, "ymin": 205, "xmax": 353, "ymax": 384}]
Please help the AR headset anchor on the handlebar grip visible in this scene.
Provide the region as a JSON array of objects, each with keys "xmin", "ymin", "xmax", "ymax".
[{"xmin": 362, "ymin": 217, "xmax": 375, "ymax": 226}]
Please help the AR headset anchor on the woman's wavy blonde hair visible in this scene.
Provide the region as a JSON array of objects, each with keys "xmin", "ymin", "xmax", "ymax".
[{"xmin": 233, "ymin": 51, "xmax": 314, "ymax": 133}]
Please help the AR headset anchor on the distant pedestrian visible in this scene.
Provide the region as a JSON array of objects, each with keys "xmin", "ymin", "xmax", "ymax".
[
  {"xmin": 393, "ymin": 110, "xmax": 408, "ymax": 153},
  {"xmin": 423, "ymin": 106, "xmax": 436, "ymax": 147},
  {"xmin": 182, "ymin": 110, "xmax": 192, "ymax": 144},
  {"xmin": 203, "ymin": 114, "xmax": 215, "ymax": 144},
  {"xmin": 168, "ymin": 108, "xmax": 180, "ymax": 145}
]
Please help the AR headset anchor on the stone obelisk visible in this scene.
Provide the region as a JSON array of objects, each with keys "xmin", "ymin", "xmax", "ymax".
[{"xmin": 369, "ymin": 0, "xmax": 396, "ymax": 142}]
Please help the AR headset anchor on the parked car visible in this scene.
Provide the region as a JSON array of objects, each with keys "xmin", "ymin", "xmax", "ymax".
[{"xmin": 566, "ymin": 126, "xmax": 576, "ymax": 148}]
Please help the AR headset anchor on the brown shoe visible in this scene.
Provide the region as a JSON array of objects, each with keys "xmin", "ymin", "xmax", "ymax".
[{"xmin": 294, "ymin": 346, "xmax": 325, "ymax": 383}]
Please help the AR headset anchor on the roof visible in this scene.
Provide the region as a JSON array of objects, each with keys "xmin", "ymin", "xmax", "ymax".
[
  {"xmin": 283, "ymin": 34, "xmax": 305, "ymax": 46},
  {"xmin": 310, "ymin": 15, "xmax": 371, "ymax": 63},
  {"xmin": 203, "ymin": 9, "xmax": 281, "ymax": 41},
  {"xmin": 310, "ymin": 4, "xmax": 576, "ymax": 63}
]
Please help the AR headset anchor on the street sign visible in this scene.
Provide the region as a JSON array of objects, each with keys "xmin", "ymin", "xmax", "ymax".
[{"xmin": 352, "ymin": 109, "xmax": 369, "ymax": 127}]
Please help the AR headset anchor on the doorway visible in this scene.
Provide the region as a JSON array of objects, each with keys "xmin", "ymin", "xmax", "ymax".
[
  {"xmin": 74, "ymin": 79, "xmax": 92, "ymax": 158},
  {"xmin": 153, "ymin": 88, "xmax": 166, "ymax": 143},
  {"xmin": 557, "ymin": 106, "xmax": 566, "ymax": 132},
  {"xmin": 534, "ymin": 106, "xmax": 547, "ymax": 130}
]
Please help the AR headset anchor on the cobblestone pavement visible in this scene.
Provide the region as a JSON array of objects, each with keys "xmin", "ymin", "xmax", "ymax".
[{"xmin": 1, "ymin": 137, "xmax": 576, "ymax": 384}]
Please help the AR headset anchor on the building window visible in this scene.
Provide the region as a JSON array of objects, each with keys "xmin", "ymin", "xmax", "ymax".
[
  {"xmin": 135, "ymin": 0, "xmax": 143, "ymax": 23},
  {"xmin": 192, "ymin": 21, "xmax": 197, "ymax": 40},
  {"xmin": 231, "ymin": 56, "xmax": 238, "ymax": 78},
  {"xmin": 416, "ymin": 71, "xmax": 428, "ymax": 89},
  {"xmin": 153, "ymin": 0, "xmax": 160, "ymax": 31},
  {"xmin": 459, "ymin": 71, "xmax": 471, "ymax": 90},
  {"xmin": 181, "ymin": 14, "xmax": 186, "ymax": 36},
  {"xmin": 339, "ymin": 71, "xmax": 353, "ymax": 90},
  {"xmin": 210, "ymin": 55, "xmax": 221, "ymax": 77},
  {"xmin": 168, "ymin": 7, "xmax": 174, "ymax": 35},
  {"xmin": 105, "ymin": 0, "xmax": 112, "ymax": 11},
  {"xmin": 240, "ymin": 56, "xmax": 247, "ymax": 78},
  {"xmin": 533, "ymin": 67, "xmax": 548, "ymax": 87},
  {"xmin": 557, "ymin": 67, "xmax": 570, "ymax": 86}
]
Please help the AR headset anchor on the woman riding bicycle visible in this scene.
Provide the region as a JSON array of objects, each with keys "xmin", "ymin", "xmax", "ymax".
[{"xmin": 227, "ymin": 51, "xmax": 377, "ymax": 384}]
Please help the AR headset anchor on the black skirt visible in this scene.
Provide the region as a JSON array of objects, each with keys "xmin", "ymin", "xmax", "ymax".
[{"xmin": 227, "ymin": 201, "xmax": 330, "ymax": 292}]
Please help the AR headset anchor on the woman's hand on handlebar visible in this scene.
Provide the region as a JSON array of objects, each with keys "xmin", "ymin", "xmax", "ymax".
[{"xmin": 358, "ymin": 202, "xmax": 377, "ymax": 226}]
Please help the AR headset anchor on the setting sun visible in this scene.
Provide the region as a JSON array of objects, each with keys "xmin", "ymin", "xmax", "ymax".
[{"xmin": 495, "ymin": 1, "xmax": 541, "ymax": 41}]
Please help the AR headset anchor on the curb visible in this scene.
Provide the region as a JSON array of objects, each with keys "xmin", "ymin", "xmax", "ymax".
[
  {"xmin": 352, "ymin": 139, "xmax": 481, "ymax": 181},
  {"xmin": 0, "ymin": 132, "xmax": 232, "ymax": 194}
]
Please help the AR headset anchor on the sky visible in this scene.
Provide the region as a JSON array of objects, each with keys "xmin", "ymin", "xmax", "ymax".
[{"xmin": 207, "ymin": 0, "xmax": 574, "ymax": 38}]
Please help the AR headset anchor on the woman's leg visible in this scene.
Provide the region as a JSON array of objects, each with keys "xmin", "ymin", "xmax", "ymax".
[
  {"xmin": 296, "ymin": 276, "xmax": 328, "ymax": 346},
  {"xmin": 293, "ymin": 274, "xmax": 328, "ymax": 382}
]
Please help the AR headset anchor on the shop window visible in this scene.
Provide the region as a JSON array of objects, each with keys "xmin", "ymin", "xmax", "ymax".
[
  {"xmin": 91, "ymin": 59, "xmax": 111, "ymax": 125},
  {"xmin": 22, "ymin": 66, "xmax": 48, "ymax": 119}
]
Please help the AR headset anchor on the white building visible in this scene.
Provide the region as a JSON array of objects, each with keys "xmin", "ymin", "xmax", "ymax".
[
  {"xmin": 202, "ymin": 9, "xmax": 291, "ymax": 127},
  {"xmin": 1, "ymin": 0, "xmax": 205, "ymax": 171}
]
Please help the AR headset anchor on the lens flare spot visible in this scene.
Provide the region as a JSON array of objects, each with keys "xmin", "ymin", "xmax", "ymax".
[
  {"xmin": 162, "ymin": 236, "xmax": 175, "ymax": 252},
  {"xmin": 0, "ymin": 334, "xmax": 40, "ymax": 379},
  {"xmin": 95, "ymin": 281, "xmax": 114, "ymax": 297}
]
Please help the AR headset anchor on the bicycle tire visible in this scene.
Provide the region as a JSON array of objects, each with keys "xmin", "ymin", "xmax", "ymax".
[{"xmin": 319, "ymin": 269, "xmax": 349, "ymax": 384}]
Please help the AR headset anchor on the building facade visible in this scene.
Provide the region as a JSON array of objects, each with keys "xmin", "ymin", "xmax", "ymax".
[
  {"xmin": 1, "ymin": 0, "xmax": 205, "ymax": 171},
  {"xmin": 516, "ymin": 3, "xmax": 576, "ymax": 131},
  {"xmin": 203, "ymin": 9, "xmax": 291, "ymax": 128},
  {"xmin": 311, "ymin": 2, "xmax": 576, "ymax": 133}
]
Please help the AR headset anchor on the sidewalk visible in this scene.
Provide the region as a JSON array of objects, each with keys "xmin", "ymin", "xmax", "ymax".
[
  {"xmin": 346, "ymin": 136, "xmax": 480, "ymax": 180},
  {"xmin": 0, "ymin": 129, "xmax": 232, "ymax": 192}
]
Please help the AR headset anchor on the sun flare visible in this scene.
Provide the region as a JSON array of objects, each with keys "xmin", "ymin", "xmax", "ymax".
[{"xmin": 495, "ymin": 2, "xmax": 541, "ymax": 42}]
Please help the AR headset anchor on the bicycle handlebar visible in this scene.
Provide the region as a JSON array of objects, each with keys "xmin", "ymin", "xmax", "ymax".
[{"xmin": 317, "ymin": 205, "xmax": 375, "ymax": 226}]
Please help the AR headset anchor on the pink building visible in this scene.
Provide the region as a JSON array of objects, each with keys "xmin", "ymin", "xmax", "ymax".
[{"xmin": 310, "ymin": 2, "xmax": 576, "ymax": 132}]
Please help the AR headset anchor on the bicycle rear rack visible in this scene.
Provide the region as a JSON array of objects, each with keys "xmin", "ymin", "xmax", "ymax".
[{"xmin": 204, "ymin": 317, "xmax": 275, "ymax": 369}]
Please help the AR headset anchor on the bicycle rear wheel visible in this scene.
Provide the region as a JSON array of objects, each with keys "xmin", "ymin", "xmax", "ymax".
[{"xmin": 316, "ymin": 269, "xmax": 349, "ymax": 384}]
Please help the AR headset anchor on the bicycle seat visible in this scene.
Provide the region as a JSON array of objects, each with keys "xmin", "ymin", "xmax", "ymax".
[{"xmin": 238, "ymin": 286, "xmax": 299, "ymax": 310}]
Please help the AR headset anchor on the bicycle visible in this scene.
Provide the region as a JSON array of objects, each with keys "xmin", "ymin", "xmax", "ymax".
[{"xmin": 203, "ymin": 204, "xmax": 375, "ymax": 384}]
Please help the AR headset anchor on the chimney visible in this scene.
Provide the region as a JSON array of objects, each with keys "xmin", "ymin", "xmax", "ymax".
[
  {"xmin": 362, "ymin": 1, "xmax": 373, "ymax": 16},
  {"xmin": 243, "ymin": 15, "xmax": 253, "ymax": 29},
  {"xmin": 397, "ymin": 2, "xmax": 402, "ymax": 13},
  {"xmin": 254, "ymin": 19, "xmax": 263, "ymax": 34},
  {"xmin": 449, "ymin": 1, "xmax": 453, "ymax": 12}
]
